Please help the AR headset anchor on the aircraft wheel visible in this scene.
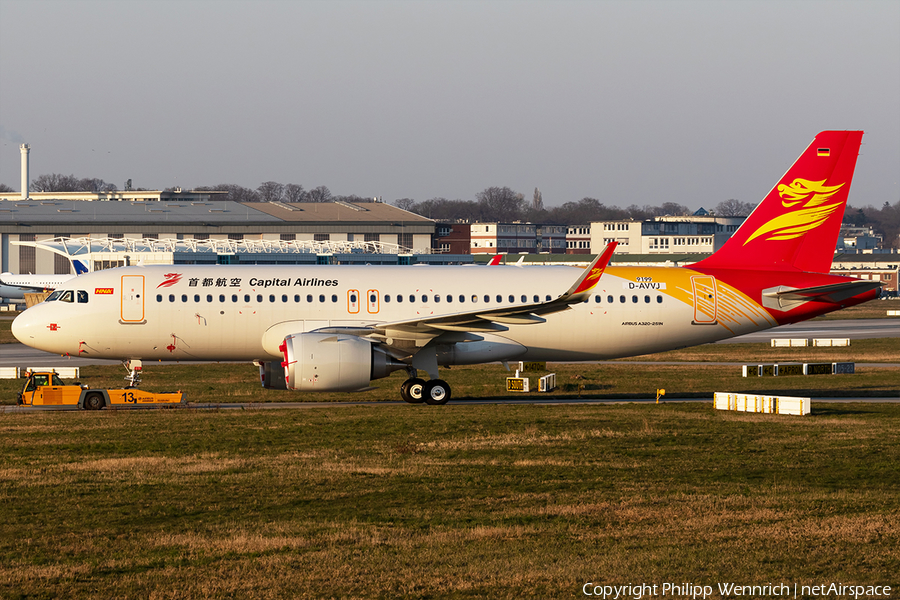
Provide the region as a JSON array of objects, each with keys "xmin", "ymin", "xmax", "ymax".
[
  {"xmin": 423, "ymin": 379, "xmax": 451, "ymax": 405},
  {"xmin": 83, "ymin": 393, "xmax": 105, "ymax": 411},
  {"xmin": 400, "ymin": 378, "xmax": 426, "ymax": 404}
]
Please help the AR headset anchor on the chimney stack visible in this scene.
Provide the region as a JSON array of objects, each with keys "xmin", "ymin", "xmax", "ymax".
[{"xmin": 20, "ymin": 144, "xmax": 30, "ymax": 200}]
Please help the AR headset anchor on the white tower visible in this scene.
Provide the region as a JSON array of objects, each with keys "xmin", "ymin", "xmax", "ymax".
[{"xmin": 20, "ymin": 144, "xmax": 30, "ymax": 200}]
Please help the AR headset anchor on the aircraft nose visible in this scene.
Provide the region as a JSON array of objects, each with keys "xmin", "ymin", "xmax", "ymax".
[{"xmin": 11, "ymin": 309, "xmax": 34, "ymax": 343}]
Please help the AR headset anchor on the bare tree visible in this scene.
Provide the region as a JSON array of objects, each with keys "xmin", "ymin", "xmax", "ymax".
[
  {"xmin": 714, "ymin": 198, "xmax": 756, "ymax": 216},
  {"xmin": 0, "ymin": 183, "xmax": 14, "ymax": 192},
  {"xmin": 394, "ymin": 198, "xmax": 416, "ymax": 211},
  {"xmin": 476, "ymin": 186, "xmax": 524, "ymax": 222},
  {"xmin": 284, "ymin": 183, "xmax": 305, "ymax": 202},
  {"xmin": 532, "ymin": 187, "xmax": 543, "ymax": 211},
  {"xmin": 257, "ymin": 181, "xmax": 284, "ymax": 202},
  {"xmin": 306, "ymin": 185, "xmax": 333, "ymax": 203},
  {"xmin": 31, "ymin": 173, "xmax": 79, "ymax": 192},
  {"xmin": 196, "ymin": 183, "xmax": 261, "ymax": 202}
]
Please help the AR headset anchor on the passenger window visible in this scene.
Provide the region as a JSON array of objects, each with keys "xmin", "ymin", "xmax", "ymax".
[
  {"xmin": 220, "ymin": 294, "xmax": 226, "ymax": 302},
  {"xmin": 459, "ymin": 295, "xmax": 465, "ymax": 303},
  {"xmin": 397, "ymin": 294, "xmax": 403, "ymax": 303},
  {"xmin": 156, "ymin": 294, "xmax": 163, "ymax": 302},
  {"xmin": 232, "ymin": 294, "xmax": 238, "ymax": 302},
  {"xmin": 194, "ymin": 294, "xmax": 200, "ymax": 302},
  {"xmin": 644, "ymin": 295, "xmax": 650, "ymax": 303},
  {"xmin": 307, "ymin": 294, "xmax": 313, "ymax": 303},
  {"xmin": 294, "ymin": 294, "xmax": 300, "ymax": 302},
  {"xmin": 521, "ymin": 295, "xmax": 527, "ymax": 303},
  {"xmin": 471, "ymin": 295, "xmax": 478, "ymax": 303},
  {"xmin": 619, "ymin": 295, "xmax": 626, "ymax": 303},
  {"xmin": 385, "ymin": 295, "xmax": 391, "ymax": 302},
  {"xmin": 281, "ymin": 295, "xmax": 288, "ymax": 303},
  {"xmin": 421, "ymin": 295, "xmax": 427, "ymax": 303},
  {"xmin": 508, "ymin": 295, "xmax": 514, "ymax": 303},
  {"xmin": 77, "ymin": 291, "xmax": 88, "ymax": 303},
  {"xmin": 608, "ymin": 295, "xmax": 614, "ymax": 303},
  {"xmin": 446, "ymin": 295, "xmax": 452, "ymax": 303},
  {"xmin": 257, "ymin": 294, "xmax": 263, "ymax": 303},
  {"xmin": 169, "ymin": 294, "xmax": 176, "ymax": 302},
  {"xmin": 269, "ymin": 294, "xmax": 275, "ymax": 303},
  {"xmin": 496, "ymin": 295, "xmax": 502, "ymax": 303},
  {"xmin": 545, "ymin": 295, "xmax": 551, "ymax": 301},
  {"xmin": 632, "ymin": 295, "xmax": 638, "ymax": 303},
  {"xmin": 594, "ymin": 295, "xmax": 601, "ymax": 303},
  {"xmin": 244, "ymin": 294, "xmax": 251, "ymax": 303},
  {"xmin": 409, "ymin": 295, "xmax": 415, "ymax": 303},
  {"xmin": 370, "ymin": 294, "xmax": 377, "ymax": 303},
  {"xmin": 207, "ymin": 294, "xmax": 213, "ymax": 302},
  {"xmin": 657, "ymin": 295, "xmax": 663, "ymax": 303},
  {"xmin": 484, "ymin": 294, "xmax": 490, "ymax": 303},
  {"xmin": 533, "ymin": 295, "xmax": 539, "ymax": 303},
  {"xmin": 181, "ymin": 294, "xmax": 188, "ymax": 302},
  {"xmin": 319, "ymin": 294, "xmax": 325, "ymax": 302},
  {"xmin": 332, "ymin": 295, "xmax": 338, "ymax": 303},
  {"xmin": 434, "ymin": 295, "xmax": 440, "ymax": 303}
]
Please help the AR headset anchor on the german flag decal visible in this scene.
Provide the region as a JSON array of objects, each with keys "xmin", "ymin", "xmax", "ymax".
[
  {"xmin": 95, "ymin": 287, "xmax": 114, "ymax": 295},
  {"xmin": 817, "ymin": 148, "xmax": 830, "ymax": 157}
]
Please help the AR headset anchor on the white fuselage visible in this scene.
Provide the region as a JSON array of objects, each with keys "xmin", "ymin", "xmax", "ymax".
[
  {"xmin": 11, "ymin": 264, "xmax": 776, "ymax": 363},
  {"xmin": 0, "ymin": 273, "xmax": 77, "ymax": 300}
]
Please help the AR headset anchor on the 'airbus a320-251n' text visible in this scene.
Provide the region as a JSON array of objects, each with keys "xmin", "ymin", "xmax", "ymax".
[{"xmin": 12, "ymin": 131, "xmax": 881, "ymax": 404}]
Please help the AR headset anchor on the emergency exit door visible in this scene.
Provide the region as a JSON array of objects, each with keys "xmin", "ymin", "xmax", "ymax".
[
  {"xmin": 691, "ymin": 275, "xmax": 717, "ymax": 325},
  {"xmin": 121, "ymin": 275, "xmax": 145, "ymax": 323}
]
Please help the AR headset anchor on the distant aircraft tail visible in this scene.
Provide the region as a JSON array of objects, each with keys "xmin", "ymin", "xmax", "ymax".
[
  {"xmin": 695, "ymin": 131, "xmax": 863, "ymax": 273},
  {"xmin": 73, "ymin": 260, "xmax": 89, "ymax": 274}
]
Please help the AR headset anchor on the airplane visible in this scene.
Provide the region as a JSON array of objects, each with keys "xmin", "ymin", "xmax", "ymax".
[
  {"xmin": 11, "ymin": 131, "xmax": 881, "ymax": 404},
  {"xmin": 0, "ymin": 260, "xmax": 89, "ymax": 301}
]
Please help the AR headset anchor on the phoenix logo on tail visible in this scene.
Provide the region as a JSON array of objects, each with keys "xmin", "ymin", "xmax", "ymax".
[{"xmin": 744, "ymin": 179, "xmax": 846, "ymax": 245}]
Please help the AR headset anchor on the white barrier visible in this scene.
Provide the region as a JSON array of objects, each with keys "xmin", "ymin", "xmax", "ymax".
[
  {"xmin": 813, "ymin": 338, "xmax": 850, "ymax": 347},
  {"xmin": 538, "ymin": 373, "xmax": 557, "ymax": 392},
  {"xmin": 0, "ymin": 367, "xmax": 19, "ymax": 379},
  {"xmin": 887, "ymin": 310, "xmax": 900, "ymax": 316},
  {"xmin": 771, "ymin": 338, "xmax": 808, "ymax": 347},
  {"xmin": 714, "ymin": 392, "xmax": 810, "ymax": 416}
]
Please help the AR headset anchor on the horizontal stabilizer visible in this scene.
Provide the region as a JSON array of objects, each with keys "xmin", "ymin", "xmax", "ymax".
[{"xmin": 762, "ymin": 280, "xmax": 882, "ymax": 311}]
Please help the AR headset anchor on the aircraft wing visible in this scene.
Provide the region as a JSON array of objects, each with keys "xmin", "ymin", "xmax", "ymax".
[{"xmin": 316, "ymin": 242, "xmax": 617, "ymax": 346}]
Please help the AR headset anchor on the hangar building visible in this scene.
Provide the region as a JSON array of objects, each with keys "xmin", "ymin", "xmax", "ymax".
[{"xmin": 0, "ymin": 195, "xmax": 449, "ymax": 274}]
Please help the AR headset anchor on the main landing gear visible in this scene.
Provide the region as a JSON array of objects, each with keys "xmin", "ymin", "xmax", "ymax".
[{"xmin": 400, "ymin": 372, "xmax": 451, "ymax": 405}]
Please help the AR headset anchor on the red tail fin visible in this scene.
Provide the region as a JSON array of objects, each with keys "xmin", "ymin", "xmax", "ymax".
[{"xmin": 695, "ymin": 131, "xmax": 863, "ymax": 273}]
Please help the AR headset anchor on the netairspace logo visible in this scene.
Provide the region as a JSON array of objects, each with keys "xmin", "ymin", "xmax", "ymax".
[{"xmin": 581, "ymin": 582, "xmax": 893, "ymax": 599}]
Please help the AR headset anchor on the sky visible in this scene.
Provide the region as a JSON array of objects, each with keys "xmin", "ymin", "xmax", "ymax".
[{"xmin": 0, "ymin": 0, "xmax": 898, "ymax": 212}]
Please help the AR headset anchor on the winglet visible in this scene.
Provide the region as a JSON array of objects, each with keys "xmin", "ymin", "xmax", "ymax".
[
  {"xmin": 563, "ymin": 242, "xmax": 617, "ymax": 299},
  {"xmin": 487, "ymin": 254, "xmax": 503, "ymax": 266}
]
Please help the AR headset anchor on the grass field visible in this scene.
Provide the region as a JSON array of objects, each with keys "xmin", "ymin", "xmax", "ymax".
[
  {"xmin": 1, "ymin": 403, "xmax": 898, "ymax": 599},
  {"xmin": 1, "ymin": 339, "xmax": 898, "ymax": 407}
]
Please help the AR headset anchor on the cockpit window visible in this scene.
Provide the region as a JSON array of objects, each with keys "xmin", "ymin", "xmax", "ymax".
[
  {"xmin": 77, "ymin": 290, "xmax": 88, "ymax": 304},
  {"xmin": 46, "ymin": 291, "xmax": 63, "ymax": 302},
  {"xmin": 59, "ymin": 291, "xmax": 74, "ymax": 303}
]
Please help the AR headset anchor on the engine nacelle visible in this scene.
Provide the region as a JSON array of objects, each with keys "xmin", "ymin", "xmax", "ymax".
[{"xmin": 279, "ymin": 333, "xmax": 405, "ymax": 392}]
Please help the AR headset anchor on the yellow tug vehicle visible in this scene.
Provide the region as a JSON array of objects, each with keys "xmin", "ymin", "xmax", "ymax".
[{"xmin": 17, "ymin": 371, "xmax": 184, "ymax": 410}]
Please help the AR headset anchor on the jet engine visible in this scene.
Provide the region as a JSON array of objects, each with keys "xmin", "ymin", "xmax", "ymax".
[{"xmin": 278, "ymin": 333, "xmax": 405, "ymax": 392}]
